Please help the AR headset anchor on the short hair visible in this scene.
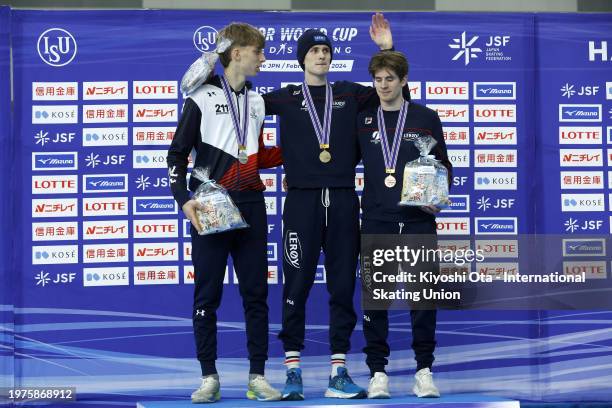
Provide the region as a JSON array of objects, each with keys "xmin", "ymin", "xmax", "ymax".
[
  {"xmin": 368, "ymin": 51, "xmax": 409, "ymax": 80},
  {"xmin": 217, "ymin": 22, "xmax": 265, "ymax": 68}
]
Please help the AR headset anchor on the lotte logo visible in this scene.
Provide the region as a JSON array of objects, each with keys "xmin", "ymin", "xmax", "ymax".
[{"xmin": 37, "ymin": 28, "xmax": 77, "ymax": 67}]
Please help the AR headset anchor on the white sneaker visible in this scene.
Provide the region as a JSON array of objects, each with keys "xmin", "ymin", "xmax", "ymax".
[
  {"xmin": 246, "ymin": 375, "xmax": 282, "ymax": 401},
  {"xmin": 367, "ymin": 372, "xmax": 390, "ymax": 399},
  {"xmin": 413, "ymin": 367, "xmax": 440, "ymax": 398},
  {"xmin": 191, "ymin": 375, "xmax": 221, "ymax": 403}
]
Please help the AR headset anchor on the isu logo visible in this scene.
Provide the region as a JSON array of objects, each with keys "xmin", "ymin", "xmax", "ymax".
[{"xmin": 37, "ymin": 28, "xmax": 77, "ymax": 67}]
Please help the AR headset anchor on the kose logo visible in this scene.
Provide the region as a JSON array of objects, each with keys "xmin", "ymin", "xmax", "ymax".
[
  {"xmin": 473, "ymin": 83, "xmax": 516, "ymax": 100},
  {"xmin": 563, "ymin": 239, "xmax": 606, "ymax": 257},
  {"xmin": 83, "ymin": 127, "xmax": 128, "ymax": 147},
  {"xmin": 32, "ymin": 245, "xmax": 78, "ymax": 265},
  {"xmin": 561, "ymin": 194, "xmax": 605, "ymax": 212},
  {"xmin": 133, "ymin": 197, "xmax": 177, "ymax": 215},
  {"xmin": 133, "ymin": 150, "xmax": 170, "ymax": 169},
  {"xmin": 32, "ymin": 105, "xmax": 78, "ymax": 124},
  {"xmin": 83, "ymin": 267, "xmax": 129, "ymax": 287},
  {"xmin": 474, "ymin": 172, "xmax": 517, "ymax": 190},
  {"xmin": 83, "ymin": 174, "xmax": 128, "ymax": 193},
  {"xmin": 32, "ymin": 152, "xmax": 78, "ymax": 171},
  {"xmin": 559, "ymin": 105, "xmax": 602, "ymax": 122},
  {"xmin": 37, "ymin": 28, "xmax": 77, "ymax": 67},
  {"xmin": 448, "ymin": 150, "xmax": 470, "ymax": 168},
  {"xmin": 475, "ymin": 217, "xmax": 517, "ymax": 235}
]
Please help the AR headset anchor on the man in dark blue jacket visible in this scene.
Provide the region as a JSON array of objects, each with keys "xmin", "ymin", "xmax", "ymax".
[
  {"xmin": 357, "ymin": 50, "xmax": 452, "ymax": 399},
  {"xmin": 262, "ymin": 13, "xmax": 398, "ymax": 400}
]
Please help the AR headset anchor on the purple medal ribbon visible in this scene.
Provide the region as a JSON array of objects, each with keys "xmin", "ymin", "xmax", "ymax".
[
  {"xmin": 302, "ymin": 81, "xmax": 333, "ymax": 149},
  {"xmin": 377, "ymin": 101, "xmax": 408, "ymax": 173},
  {"xmin": 220, "ymin": 76, "xmax": 249, "ymax": 151}
]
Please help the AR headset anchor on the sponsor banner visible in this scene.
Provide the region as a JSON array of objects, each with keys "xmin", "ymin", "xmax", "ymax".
[
  {"xmin": 183, "ymin": 242, "xmax": 191, "ymax": 261},
  {"xmin": 32, "ymin": 105, "xmax": 78, "ymax": 124},
  {"xmin": 134, "ymin": 266, "xmax": 180, "ymax": 285},
  {"xmin": 260, "ymin": 173, "xmax": 277, "ymax": 192},
  {"xmin": 83, "ymin": 220, "xmax": 129, "ymax": 240},
  {"xmin": 32, "ymin": 175, "xmax": 78, "ymax": 194},
  {"xmin": 32, "ymin": 152, "xmax": 78, "ymax": 171},
  {"xmin": 133, "ymin": 242, "xmax": 179, "ymax": 261},
  {"xmin": 183, "ymin": 265, "xmax": 195, "ymax": 284},
  {"xmin": 267, "ymin": 265, "xmax": 279, "ymax": 284},
  {"xmin": 443, "ymin": 195, "xmax": 470, "ymax": 213},
  {"xmin": 132, "ymin": 81, "xmax": 178, "ymax": 99},
  {"xmin": 563, "ymin": 261, "xmax": 607, "ymax": 279},
  {"xmin": 408, "ymin": 81, "xmax": 421, "ymax": 100},
  {"xmin": 448, "ymin": 149, "xmax": 470, "ymax": 168},
  {"xmin": 474, "ymin": 127, "xmax": 517, "ymax": 145},
  {"xmin": 83, "ymin": 127, "xmax": 128, "ymax": 147},
  {"xmin": 436, "ymin": 217, "xmax": 471, "ymax": 235},
  {"xmin": 83, "ymin": 243, "xmax": 129, "ymax": 263},
  {"xmin": 32, "ymin": 82, "xmax": 78, "ymax": 101},
  {"xmin": 355, "ymin": 172, "xmax": 364, "ymax": 192},
  {"xmin": 32, "ymin": 245, "xmax": 78, "ymax": 265},
  {"xmin": 475, "ymin": 239, "xmax": 518, "ymax": 257},
  {"xmin": 83, "ymin": 81, "xmax": 128, "ymax": 100},
  {"xmin": 83, "ymin": 104, "xmax": 128, "ymax": 123},
  {"xmin": 82, "ymin": 197, "xmax": 128, "ymax": 216},
  {"xmin": 133, "ymin": 104, "xmax": 178, "ymax": 122},
  {"xmin": 426, "ymin": 104, "xmax": 469, "ymax": 122},
  {"xmin": 559, "ymin": 126, "xmax": 602, "ymax": 145},
  {"xmin": 562, "ymin": 238, "xmax": 606, "ymax": 257},
  {"xmin": 133, "ymin": 150, "xmax": 175, "ymax": 169},
  {"xmin": 474, "ymin": 217, "xmax": 518, "ymax": 234},
  {"xmin": 473, "ymin": 82, "xmax": 516, "ymax": 100},
  {"xmin": 476, "ymin": 262, "xmax": 519, "ymax": 279},
  {"xmin": 443, "ymin": 127, "xmax": 470, "ymax": 145},
  {"xmin": 267, "ymin": 243, "xmax": 277, "ymax": 261},
  {"xmin": 425, "ymin": 81, "xmax": 469, "ymax": 100},
  {"xmin": 474, "ymin": 172, "xmax": 517, "ymax": 190},
  {"xmin": 133, "ymin": 219, "xmax": 178, "ymax": 238},
  {"xmin": 262, "ymin": 128, "xmax": 277, "ymax": 146},
  {"xmin": 473, "ymin": 104, "xmax": 516, "ymax": 122},
  {"xmin": 474, "ymin": 149, "xmax": 517, "ymax": 167},
  {"xmin": 83, "ymin": 267, "xmax": 129, "ymax": 286},
  {"xmin": 83, "ymin": 174, "xmax": 128, "ymax": 193},
  {"xmin": 437, "ymin": 239, "xmax": 471, "ymax": 252},
  {"xmin": 559, "ymin": 149, "xmax": 603, "ymax": 167},
  {"xmin": 132, "ymin": 126, "xmax": 175, "ymax": 146},
  {"xmin": 559, "ymin": 104, "xmax": 602, "ymax": 122},
  {"xmin": 561, "ymin": 193, "xmax": 605, "ymax": 212},
  {"xmin": 32, "ymin": 221, "xmax": 78, "ymax": 241},
  {"xmin": 265, "ymin": 196, "xmax": 277, "ymax": 215},
  {"xmin": 32, "ymin": 198, "xmax": 78, "ymax": 217},
  {"xmin": 560, "ymin": 171, "xmax": 604, "ymax": 189},
  {"xmin": 133, "ymin": 196, "xmax": 177, "ymax": 215}
]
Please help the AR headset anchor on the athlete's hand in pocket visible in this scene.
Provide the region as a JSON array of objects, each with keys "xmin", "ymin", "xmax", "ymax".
[{"xmin": 182, "ymin": 199, "xmax": 204, "ymax": 234}]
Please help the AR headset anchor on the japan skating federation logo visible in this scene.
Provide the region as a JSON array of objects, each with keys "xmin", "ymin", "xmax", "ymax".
[{"xmin": 449, "ymin": 32, "xmax": 482, "ymax": 65}]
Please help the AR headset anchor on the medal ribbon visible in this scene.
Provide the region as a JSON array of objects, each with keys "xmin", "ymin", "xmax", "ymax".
[
  {"xmin": 377, "ymin": 101, "xmax": 408, "ymax": 173},
  {"xmin": 302, "ymin": 81, "xmax": 333, "ymax": 148},
  {"xmin": 220, "ymin": 76, "xmax": 249, "ymax": 149}
]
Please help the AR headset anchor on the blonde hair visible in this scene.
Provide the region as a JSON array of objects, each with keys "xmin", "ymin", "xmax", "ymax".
[{"xmin": 217, "ymin": 22, "xmax": 265, "ymax": 67}]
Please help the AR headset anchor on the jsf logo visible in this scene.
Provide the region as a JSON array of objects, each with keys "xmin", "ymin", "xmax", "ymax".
[
  {"xmin": 37, "ymin": 28, "xmax": 77, "ymax": 67},
  {"xmin": 449, "ymin": 32, "xmax": 482, "ymax": 65}
]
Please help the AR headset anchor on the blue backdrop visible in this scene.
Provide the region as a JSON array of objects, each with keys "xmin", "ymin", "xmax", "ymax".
[{"xmin": 1, "ymin": 8, "xmax": 611, "ymax": 406}]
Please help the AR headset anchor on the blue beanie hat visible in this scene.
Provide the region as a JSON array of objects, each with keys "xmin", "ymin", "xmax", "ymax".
[{"xmin": 297, "ymin": 29, "xmax": 333, "ymax": 70}]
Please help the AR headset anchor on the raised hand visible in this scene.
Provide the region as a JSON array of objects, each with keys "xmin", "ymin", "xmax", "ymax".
[{"xmin": 369, "ymin": 12, "xmax": 393, "ymax": 50}]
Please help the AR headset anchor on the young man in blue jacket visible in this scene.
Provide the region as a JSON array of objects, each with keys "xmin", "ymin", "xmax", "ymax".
[
  {"xmin": 357, "ymin": 50, "xmax": 452, "ymax": 399},
  {"xmin": 262, "ymin": 13, "xmax": 401, "ymax": 400}
]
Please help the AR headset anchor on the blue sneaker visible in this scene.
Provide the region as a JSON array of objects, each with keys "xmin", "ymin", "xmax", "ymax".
[
  {"xmin": 325, "ymin": 367, "xmax": 367, "ymax": 399},
  {"xmin": 282, "ymin": 368, "xmax": 304, "ymax": 400}
]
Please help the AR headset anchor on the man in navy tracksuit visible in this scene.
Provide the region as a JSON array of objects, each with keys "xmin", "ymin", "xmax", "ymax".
[
  {"xmin": 167, "ymin": 23, "xmax": 282, "ymax": 403},
  {"xmin": 262, "ymin": 13, "xmax": 401, "ymax": 400},
  {"xmin": 357, "ymin": 51, "xmax": 452, "ymax": 399}
]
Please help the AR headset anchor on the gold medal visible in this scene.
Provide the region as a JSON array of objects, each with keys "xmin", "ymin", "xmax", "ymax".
[
  {"xmin": 384, "ymin": 174, "xmax": 396, "ymax": 188},
  {"xmin": 319, "ymin": 149, "xmax": 331, "ymax": 163}
]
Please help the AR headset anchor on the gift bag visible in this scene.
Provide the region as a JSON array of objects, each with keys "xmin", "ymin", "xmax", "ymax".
[
  {"xmin": 191, "ymin": 167, "xmax": 249, "ymax": 235},
  {"xmin": 399, "ymin": 135, "xmax": 450, "ymax": 208}
]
